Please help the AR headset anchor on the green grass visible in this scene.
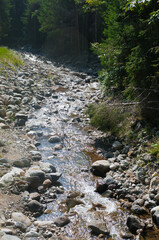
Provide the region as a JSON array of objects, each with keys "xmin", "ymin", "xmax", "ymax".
[
  {"xmin": 148, "ymin": 140, "xmax": 159, "ymax": 160},
  {"xmin": 86, "ymin": 102, "xmax": 131, "ymax": 136},
  {"xmin": 0, "ymin": 47, "xmax": 23, "ymax": 68}
]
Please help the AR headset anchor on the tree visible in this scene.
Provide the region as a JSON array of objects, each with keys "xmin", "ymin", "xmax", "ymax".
[{"xmin": 0, "ymin": 0, "xmax": 11, "ymax": 43}]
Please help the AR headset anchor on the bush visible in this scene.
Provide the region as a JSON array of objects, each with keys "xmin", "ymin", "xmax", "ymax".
[
  {"xmin": 0, "ymin": 47, "xmax": 23, "ymax": 68},
  {"xmin": 87, "ymin": 102, "xmax": 129, "ymax": 136}
]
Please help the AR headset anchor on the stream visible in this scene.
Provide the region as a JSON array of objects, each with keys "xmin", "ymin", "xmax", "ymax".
[{"xmin": 24, "ymin": 53, "xmax": 129, "ymax": 240}]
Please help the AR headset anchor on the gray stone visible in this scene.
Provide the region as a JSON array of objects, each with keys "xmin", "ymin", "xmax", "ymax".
[
  {"xmin": 39, "ymin": 162, "xmax": 56, "ymax": 173},
  {"xmin": 12, "ymin": 212, "xmax": 31, "ymax": 226},
  {"xmin": 112, "ymin": 141, "xmax": 123, "ymax": 150},
  {"xmin": 0, "ymin": 168, "xmax": 24, "ymax": 186},
  {"xmin": 54, "ymin": 216, "xmax": 70, "ymax": 227},
  {"xmin": 91, "ymin": 160, "xmax": 110, "ymax": 177},
  {"xmin": 30, "ymin": 151, "xmax": 42, "ymax": 161},
  {"xmin": 0, "ymin": 158, "xmax": 8, "ymax": 164},
  {"xmin": 46, "ymin": 172, "xmax": 62, "ymax": 183},
  {"xmin": 48, "ymin": 136, "xmax": 61, "ymax": 143},
  {"xmin": 26, "ymin": 168, "xmax": 45, "ymax": 189},
  {"xmin": 88, "ymin": 221, "xmax": 110, "ymax": 236},
  {"xmin": 12, "ymin": 158, "xmax": 30, "ymax": 168},
  {"xmin": 0, "ymin": 232, "xmax": 21, "ymax": 240},
  {"xmin": 131, "ymin": 205, "xmax": 147, "ymax": 215},
  {"xmin": 15, "ymin": 113, "xmax": 28, "ymax": 126},
  {"xmin": 26, "ymin": 200, "xmax": 44, "ymax": 213},
  {"xmin": 126, "ymin": 215, "xmax": 144, "ymax": 234},
  {"xmin": 29, "ymin": 192, "xmax": 40, "ymax": 201},
  {"xmin": 151, "ymin": 206, "xmax": 159, "ymax": 227},
  {"xmin": 25, "ymin": 231, "xmax": 40, "ymax": 238}
]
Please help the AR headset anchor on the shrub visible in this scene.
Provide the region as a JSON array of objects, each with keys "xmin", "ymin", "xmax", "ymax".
[
  {"xmin": 87, "ymin": 102, "xmax": 130, "ymax": 136},
  {"xmin": 0, "ymin": 47, "xmax": 23, "ymax": 68}
]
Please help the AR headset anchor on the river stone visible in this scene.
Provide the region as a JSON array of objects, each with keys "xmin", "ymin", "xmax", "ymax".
[
  {"xmin": 112, "ymin": 141, "xmax": 123, "ymax": 150},
  {"xmin": 96, "ymin": 179, "xmax": 108, "ymax": 194},
  {"xmin": 12, "ymin": 158, "xmax": 30, "ymax": 168},
  {"xmin": 25, "ymin": 168, "xmax": 45, "ymax": 189},
  {"xmin": 0, "ymin": 158, "xmax": 8, "ymax": 164},
  {"xmin": 30, "ymin": 151, "xmax": 42, "ymax": 161},
  {"xmin": 151, "ymin": 206, "xmax": 159, "ymax": 227},
  {"xmin": 15, "ymin": 222, "xmax": 27, "ymax": 232},
  {"xmin": 29, "ymin": 192, "xmax": 40, "ymax": 201},
  {"xmin": 46, "ymin": 172, "xmax": 62, "ymax": 183},
  {"xmin": 88, "ymin": 221, "xmax": 110, "ymax": 236},
  {"xmin": 43, "ymin": 179, "xmax": 52, "ymax": 188},
  {"xmin": 25, "ymin": 231, "xmax": 40, "ymax": 238},
  {"xmin": 131, "ymin": 205, "xmax": 147, "ymax": 215},
  {"xmin": 91, "ymin": 160, "xmax": 110, "ymax": 177},
  {"xmin": 0, "ymin": 234, "xmax": 21, "ymax": 240},
  {"xmin": 34, "ymin": 220, "xmax": 54, "ymax": 227},
  {"xmin": 149, "ymin": 176, "xmax": 159, "ymax": 191},
  {"xmin": 15, "ymin": 113, "xmax": 28, "ymax": 126},
  {"xmin": 0, "ymin": 168, "xmax": 24, "ymax": 186},
  {"xmin": 54, "ymin": 216, "xmax": 70, "ymax": 227},
  {"xmin": 126, "ymin": 215, "xmax": 144, "ymax": 234},
  {"xmin": 48, "ymin": 136, "xmax": 61, "ymax": 143},
  {"xmin": 26, "ymin": 200, "xmax": 44, "ymax": 213},
  {"xmin": 39, "ymin": 162, "xmax": 56, "ymax": 173},
  {"xmin": 66, "ymin": 199, "xmax": 83, "ymax": 209},
  {"xmin": 12, "ymin": 212, "xmax": 31, "ymax": 226}
]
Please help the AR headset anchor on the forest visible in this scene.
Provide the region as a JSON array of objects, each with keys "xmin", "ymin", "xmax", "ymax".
[{"xmin": 0, "ymin": 0, "xmax": 159, "ymax": 123}]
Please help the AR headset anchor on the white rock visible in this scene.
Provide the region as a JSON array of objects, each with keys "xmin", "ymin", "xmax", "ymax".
[
  {"xmin": 12, "ymin": 212, "xmax": 31, "ymax": 226},
  {"xmin": 0, "ymin": 168, "xmax": 24, "ymax": 186},
  {"xmin": 34, "ymin": 220, "xmax": 54, "ymax": 227},
  {"xmin": 39, "ymin": 162, "xmax": 56, "ymax": 173}
]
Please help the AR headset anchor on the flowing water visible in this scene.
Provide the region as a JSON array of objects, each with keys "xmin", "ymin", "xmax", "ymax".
[{"xmin": 24, "ymin": 54, "xmax": 130, "ymax": 240}]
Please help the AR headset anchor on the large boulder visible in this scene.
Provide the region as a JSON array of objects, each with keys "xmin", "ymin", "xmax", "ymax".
[
  {"xmin": 0, "ymin": 231, "xmax": 21, "ymax": 240},
  {"xmin": 12, "ymin": 158, "xmax": 31, "ymax": 168},
  {"xmin": 26, "ymin": 200, "xmax": 44, "ymax": 214},
  {"xmin": 126, "ymin": 215, "xmax": 144, "ymax": 234},
  {"xmin": 11, "ymin": 212, "xmax": 31, "ymax": 226},
  {"xmin": 25, "ymin": 167, "xmax": 45, "ymax": 189},
  {"xmin": 91, "ymin": 160, "xmax": 110, "ymax": 177},
  {"xmin": 151, "ymin": 206, "xmax": 159, "ymax": 227},
  {"xmin": 0, "ymin": 168, "xmax": 24, "ymax": 187},
  {"xmin": 39, "ymin": 162, "xmax": 56, "ymax": 173}
]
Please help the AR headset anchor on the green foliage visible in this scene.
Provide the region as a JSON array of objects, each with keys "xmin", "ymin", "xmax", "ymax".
[
  {"xmin": 0, "ymin": 47, "xmax": 23, "ymax": 68},
  {"xmin": 87, "ymin": 102, "xmax": 129, "ymax": 136},
  {"xmin": 91, "ymin": 0, "xmax": 159, "ymax": 101},
  {"xmin": 0, "ymin": 0, "xmax": 12, "ymax": 42},
  {"xmin": 148, "ymin": 140, "xmax": 159, "ymax": 160}
]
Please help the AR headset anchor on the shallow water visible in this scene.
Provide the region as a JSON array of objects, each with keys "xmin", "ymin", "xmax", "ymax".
[{"xmin": 24, "ymin": 53, "xmax": 159, "ymax": 240}]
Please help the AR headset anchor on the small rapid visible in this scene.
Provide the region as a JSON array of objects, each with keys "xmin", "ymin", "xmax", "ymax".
[{"xmin": 25, "ymin": 53, "xmax": 129, "ymax": 240}]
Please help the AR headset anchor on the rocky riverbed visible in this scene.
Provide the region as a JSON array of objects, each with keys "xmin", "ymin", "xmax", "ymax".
[{"xmin": 0, "ymin": 52, "xmax": 159, "ymax": 240}]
